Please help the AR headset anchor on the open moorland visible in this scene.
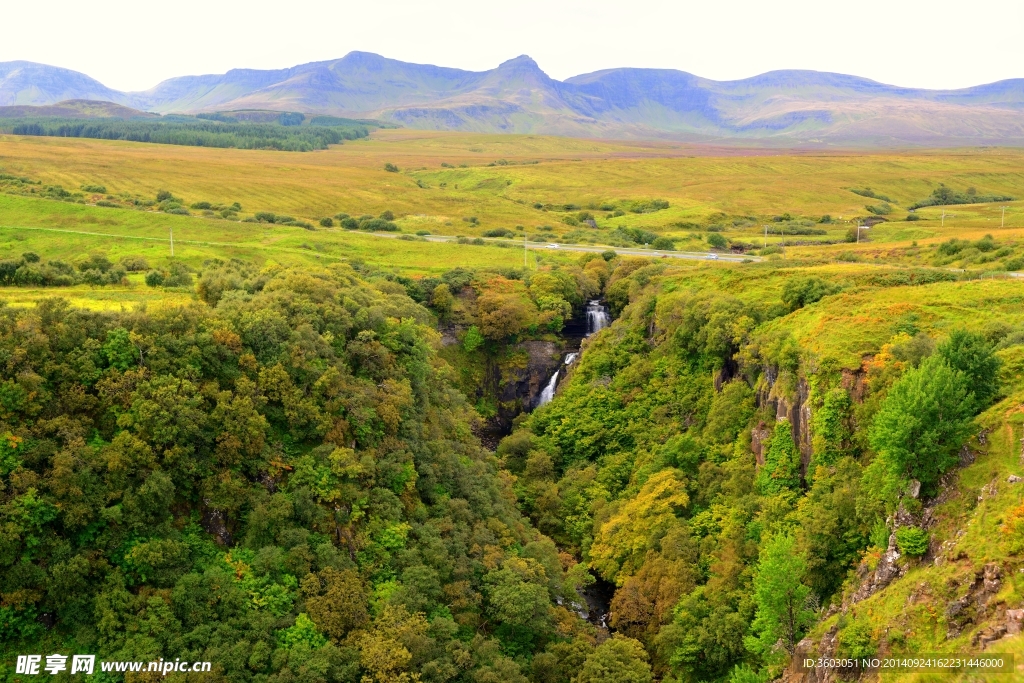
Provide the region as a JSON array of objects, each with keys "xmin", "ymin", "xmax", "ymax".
[{"xmin": 2, "ymin": 130, "xmax": 1023, "ymax": 241}]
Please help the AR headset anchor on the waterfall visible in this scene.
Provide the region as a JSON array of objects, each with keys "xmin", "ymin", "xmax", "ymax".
[
  {"xmin": 586, "ymin": 300, "xmax": 610, "ymax": 336},
  {"xmin": 534, "ymin": 303, "xmax": 607, "ymax": 410},
  {"xmin": 536, "ymin": 370, "xmax": 559, "ymax": 407}
]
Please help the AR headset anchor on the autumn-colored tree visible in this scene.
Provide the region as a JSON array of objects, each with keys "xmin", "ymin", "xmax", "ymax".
[
  {"xmin": 576, "ymin": 635, "xmax": 653, "ymax": 683},
  {"xmin": 430, "ymin": 283, "xmax": 454, "ymax": 323},
  {"xmin": 590, "ymin": 470, "xmax": 689, "ymax": 583},
  {"xmin": 476, "ymin": 277, "xmax": 537, "ymax": 340},
  {"xmin": 356, "ymin": 605, "xmax": 429, "ymax": 683},
  {"xmin": 301, "ymin": 567, "xmax": 369, "ymax": 640}
]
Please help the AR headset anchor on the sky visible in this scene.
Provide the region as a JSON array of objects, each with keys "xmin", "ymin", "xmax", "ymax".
[{"xmin": 3, "ymin": 0, "xmax": 1022, "ymax": 92}]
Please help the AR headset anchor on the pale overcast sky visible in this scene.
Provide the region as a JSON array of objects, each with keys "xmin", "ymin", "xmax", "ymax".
[{"xmin": 3, "ymin": 0, "xmax": 1022, "ymax": 92}]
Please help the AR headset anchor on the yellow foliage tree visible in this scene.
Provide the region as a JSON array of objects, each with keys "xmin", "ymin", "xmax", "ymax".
[
  {"xmin": 589, "ymin": 470, "xmax": 689, "ymax": 584},
  {"xmin": 356, "ymin": 605, "xmax": 429, "ymax": 683}
]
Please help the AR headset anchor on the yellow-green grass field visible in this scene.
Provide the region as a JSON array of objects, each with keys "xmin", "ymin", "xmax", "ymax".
[
  {"xmin": 0, "ymin": 193, "xmax": 562, "ymax": 269},
  {"xmin": 2, "ymin": 131, "xmax": 1023, "ymax": 244},
  {"xmin": 3, "ymin": 130, "xmax": 1024, "ymax": 309},
  {"xmin": 0, "ymin": 192, "xmax": 568, "ymax": 308}
]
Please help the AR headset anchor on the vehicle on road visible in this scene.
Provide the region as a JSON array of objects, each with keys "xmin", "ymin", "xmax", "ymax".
[
  {"xmin": 546, "ymin": 244, "xmax": 559, "ymax": 249},
  {"xmin": 706, "ymin": 253, "xmax": 719, "ymax": 260}
]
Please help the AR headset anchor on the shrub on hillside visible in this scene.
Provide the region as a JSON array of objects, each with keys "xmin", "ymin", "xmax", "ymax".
[
  {"xmin": 707, "ymin": 233, "xmax": 728, "ymax": 249},
  {"xmin": 909, "ymin": 183, "xmax": 1012, "ymax": 210},
  {"xmin": 895, "ymin": 527, "xmax": 929, "ymax": 556},
  {"xmin": 359, "ymin": 217, "xmax": 399, "ymax": 232},
  {"xmin": 120, "ymin": 255, "xmax": 149, "ymax": 271},
  {"xmin": 781, "ymin": 277, "xmax": 841, "ymax": 311},
  {"xmin": 483, "ymin": 228, "xmax": 515, "ymax": 238},
  {"xmin": 629, "ymin": 199, "xmax": 669, "ymax": 214}
]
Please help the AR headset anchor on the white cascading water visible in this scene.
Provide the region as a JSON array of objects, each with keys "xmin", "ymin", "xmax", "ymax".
[
  {"xmin": 536, "ymin": 370, "xmax": 559, "ymax": 407},
  {"xmin": 535, "ymin": 302, "xmax": 608, "ymax": 409},
  {"xmin": 586, "ymin": 300, "xmax": 610, "ymax": 336}
]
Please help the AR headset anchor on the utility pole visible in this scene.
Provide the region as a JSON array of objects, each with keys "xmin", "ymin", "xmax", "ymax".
[
  {"xmin": 942, "ymin": 210, "xmax": 945, "ymax": 228},
  {"xmin": 763, "ymin": 224, "xmax": 768, "ymax": 249},
  {"xmin": 856, "ymin": 220, "xmax": 861, "ymax": 243},
  {"xmin": 170, "ymin": 227, "xmax": 174, "ymax": 257}
]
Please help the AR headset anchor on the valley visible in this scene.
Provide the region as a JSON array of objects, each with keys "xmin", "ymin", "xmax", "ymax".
[{"xmin": 0, "ymin": 128, "xmax": 1023, "ymax": 683}]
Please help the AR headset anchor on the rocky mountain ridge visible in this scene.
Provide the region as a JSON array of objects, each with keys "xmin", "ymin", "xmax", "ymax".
[{"xmin": 3, "ymin": 52, "xmax": 1024, "ymax": 144}]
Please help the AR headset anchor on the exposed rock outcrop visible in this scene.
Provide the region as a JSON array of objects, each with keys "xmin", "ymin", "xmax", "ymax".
[
  {"xmin": 785, "ymin": 626, "xmax": 841, "ymax": 683},
  {"xmin": 485, "ymin": 340, "xmax": 562, "ymax": 434},
  {"xmin": 947, "ymin": 563, "xmax": 1003, "ymax": 640},
  {"xmin": 751, "ymin": 421, "xmax": 772, "ymax": 466},
  {"xmin": 755, "ymin": 368, "xmax": 813, "ymax": 469},
  {"xmin": 849, "ymin": 532, "xmax": 903, "ymax": 605}
]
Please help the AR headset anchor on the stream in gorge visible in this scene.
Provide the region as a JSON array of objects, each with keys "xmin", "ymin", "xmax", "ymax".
[{"xmin": 533, "ymin": 300, "xmax": 615, "ymax": 630}]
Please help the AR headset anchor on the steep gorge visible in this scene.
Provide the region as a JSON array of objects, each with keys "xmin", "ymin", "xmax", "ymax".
[{"xmin": 492, "ymin": 259, "xmax": 1024, "ymax": 681}]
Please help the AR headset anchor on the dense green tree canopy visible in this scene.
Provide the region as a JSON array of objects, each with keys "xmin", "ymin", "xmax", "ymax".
[{"xmin": 0, "ymin": 264, "xmax": 598, "ymax": 682}]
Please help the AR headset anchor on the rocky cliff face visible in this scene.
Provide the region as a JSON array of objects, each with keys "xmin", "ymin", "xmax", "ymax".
[
  {"xmin": 490, "ymin": 340, "xmax": 562, "ymax": 432},
  {"xmin": 753, "ymin": 367, "xmax": 813, "ymax": 469}
]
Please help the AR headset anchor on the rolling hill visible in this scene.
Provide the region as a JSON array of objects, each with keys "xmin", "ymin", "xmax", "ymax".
[
  {"xmin": 2, "ymin": 52, "xmax": 1024, "ymax": 145},
  {"xmin": 0, "ymin": 99, "xmax": 156, "ymax": 119}
]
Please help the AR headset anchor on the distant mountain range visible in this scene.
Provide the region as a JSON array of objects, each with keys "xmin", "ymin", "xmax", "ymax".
[{"xmin": 3, "ymin": 53, "xmax": 1024, "ymax": 145}]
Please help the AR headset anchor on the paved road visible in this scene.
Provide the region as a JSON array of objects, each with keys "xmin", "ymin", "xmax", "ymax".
[
  {"xmin": 8, "ymin": 224, "xmax": 1021, "ymax": 278},
  {"xmin": 362, "ymin": 230, "xmax": 760, "ymax": 263},
  {"xmin": 0, "ymin": 224, "xmax": 755, "ymax": 264}
]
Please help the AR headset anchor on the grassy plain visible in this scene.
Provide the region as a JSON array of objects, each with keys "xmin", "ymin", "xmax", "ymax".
[
  {"xmin": 656, "ymin": 262, "xmax": 1024, "ymax": 367},
  {"xmin": 1, "ymin": 131, "xmax": 1022, "ymax": 241},
  {"xmin": 0, "ymin": 190, "xmax": 563, "ymax": 307},
  {"xmin": 0, "ymin": 192, "xmax": 552, "ymax": 269}
]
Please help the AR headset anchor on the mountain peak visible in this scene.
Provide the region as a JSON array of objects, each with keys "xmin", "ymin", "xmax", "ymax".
[
  {"xmin": 340, "ymin": 51, "xmax": 387, "ymax": 64},
  {"xmin": 497, "ymin": 55, "xmax": 542, "ymax": 71}
]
